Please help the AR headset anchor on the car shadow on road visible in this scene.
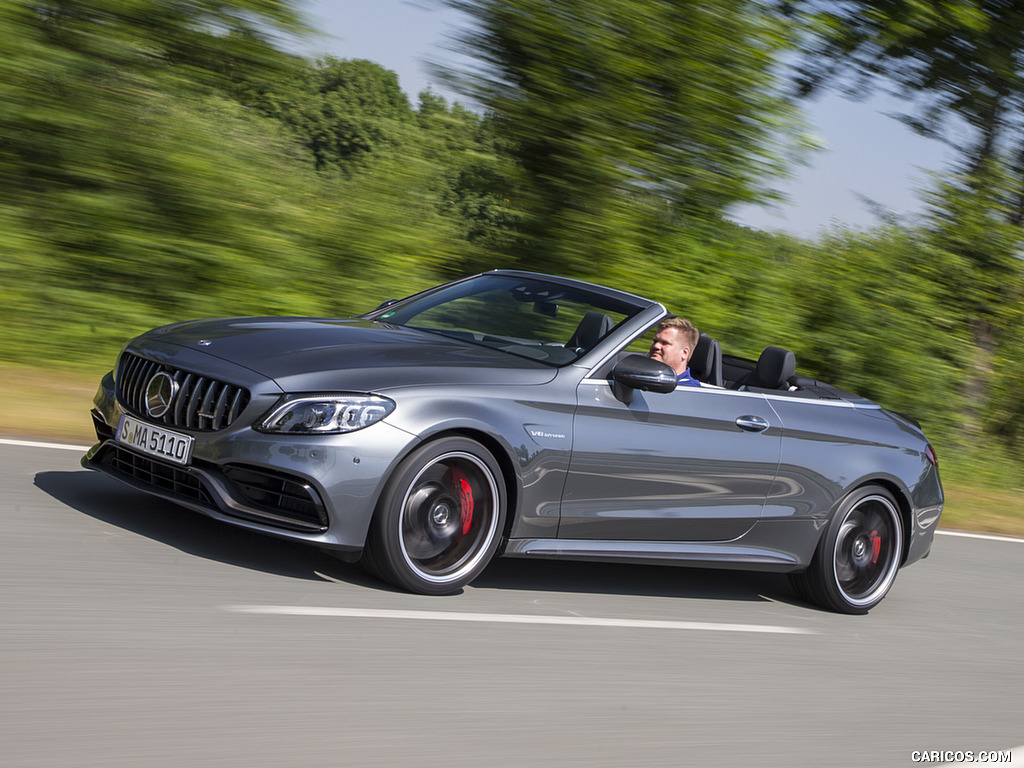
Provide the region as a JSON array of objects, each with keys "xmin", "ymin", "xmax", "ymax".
[
  {"xmin": 475, "ymin": 556, "xmax": 796, "ymax": 605},
  {"xmin": 34, "ymin": 469, "xmax": 382, "ymax": 587},
  {"xmin": 37, "ymin": 469, "xmax": 804, "ymax": 606}
]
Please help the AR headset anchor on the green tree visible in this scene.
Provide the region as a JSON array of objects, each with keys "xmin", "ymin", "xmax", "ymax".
[
  {"xmin": 0, "ymin": 0, "xmax": 349, "ymax": 366},
  {"xmin": 0, "ymin": 0, "xmax": 305, "ymax": 199},
  {"xmin": 247, "ymin": 57, "xmax": 414, "ymax": 172},
  {"xmin": 414, "ymin": 91, "xmax": 526, "ymax": 275},
  {"xmin": 919, "ymin": 164, "xmax": 1024, "ymax": 443},
  {"xmin": 440, "ymin": 0, "xmax": 804, "ymax": 272},
  {"xmin": 789, "ymin": 0, "xmax": 1020, "ymax": 176},
  {"xmin": 785, "ymin": 226, "xmax": 962, "ymax": 432},
  {"xmin": 787, "ymin": 0, "xmax": 1024, "ymax": 447}
]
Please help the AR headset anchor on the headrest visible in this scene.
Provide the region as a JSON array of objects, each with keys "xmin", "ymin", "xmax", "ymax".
[
  {"xmin": 689, "ymin": 333, "xmax": 722, "ymax": 386},
  {"xmin": 754, "ymin": 346, "xmax": 796, "ymax": 389},
  {"xmin": 568, "ymin": 311, "xmax": 614, "ymax": 351}
]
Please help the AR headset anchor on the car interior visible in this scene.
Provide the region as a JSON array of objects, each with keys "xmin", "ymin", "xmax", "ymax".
[{"xmin": 609, "ymin": 323, "xmax": 853, "ymax": 400}]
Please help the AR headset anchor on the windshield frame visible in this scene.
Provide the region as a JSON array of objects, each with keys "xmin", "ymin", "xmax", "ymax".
[{"xmin": 360, "ymin": 271, "xmax": 658, "ymax": 368}]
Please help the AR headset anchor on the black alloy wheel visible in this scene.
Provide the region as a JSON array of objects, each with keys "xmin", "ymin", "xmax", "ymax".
[
  {"xmin": 790, "ymin": 485, "xmax": 904, "ymax": 614},
  {"xmin": 363, "ymin": 437, "xmax": 506, "ymax": 595}
]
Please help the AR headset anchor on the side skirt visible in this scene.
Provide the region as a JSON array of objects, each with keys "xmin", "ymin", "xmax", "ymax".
[{"xmin": 502, "ymin": 537, "xmax": 803, "ymax": 573}]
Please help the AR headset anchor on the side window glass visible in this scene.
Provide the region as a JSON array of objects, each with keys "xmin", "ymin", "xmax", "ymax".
[{"xmin": 626, "ymin": 326, "xmax": 655, "ymax": 354}]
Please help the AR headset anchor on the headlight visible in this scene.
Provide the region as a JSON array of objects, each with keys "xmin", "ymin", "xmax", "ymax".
[{"xmin": 256, "ymin": 394, "xmax": 396, "ymax": 434}]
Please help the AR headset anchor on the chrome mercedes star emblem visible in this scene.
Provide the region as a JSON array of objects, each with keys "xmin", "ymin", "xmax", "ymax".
[{"xmin": 145, "ymin": 372, "xmax": 178, "ymax": 418}]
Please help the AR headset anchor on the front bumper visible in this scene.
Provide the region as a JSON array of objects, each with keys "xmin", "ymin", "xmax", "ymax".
[{"xmin": 83, "ymin": 371, "xmax": 419, "ymax": 552}]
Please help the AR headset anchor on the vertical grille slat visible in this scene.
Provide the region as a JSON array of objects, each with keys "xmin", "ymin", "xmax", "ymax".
[
  {"xmin": 124, "ymin": 355, "xmax": 149, "ymax": 407},
  {"xmin": 187, "ymin": 378, "xmax": 206, "ymax": 430},
  {"xmin": 138, "ymin": 359, "xmax": 158, "ymax": 406},
  {"xmin": 199, "ymin": 381, "xmax": 220, "ymax": 430},
  {"xmin": 174, "ymin": 372, "xmax": 193, "ymax": 426},
  {"xmin": 213, "ymin": 385, "xmax": 231, "ymax": 431},
  {"xmin": 180, "ymin": 374, "xmax": 197, "ymax": 427},
  {"xmin": 115, "ymin": 352, "xmax": 250, "ymax": 432},
  {"xmin": 126, "ymin": 356, "xmax": 143, "ymax": 406},
  {"xmin": 117, "ymin": 355, "xmax": 131, "ymax": 394},
  {"xmin": 118, "ymin": 354, "xmax": 134, "ymax": 395},
  {"xmin": 227, "ymin": 388, "xmax": 245, "ymax": 425}
]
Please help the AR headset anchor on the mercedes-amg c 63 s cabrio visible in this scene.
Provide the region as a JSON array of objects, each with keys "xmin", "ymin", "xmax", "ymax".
[{"xmin": 84, "ymin": 270, "xmax": 943, "ymax": 613}]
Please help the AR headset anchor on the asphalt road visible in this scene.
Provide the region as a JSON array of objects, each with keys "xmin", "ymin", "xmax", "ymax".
[{"xmin": 3, "ymin": 438, "xmax": 1022, "ymax": 768}]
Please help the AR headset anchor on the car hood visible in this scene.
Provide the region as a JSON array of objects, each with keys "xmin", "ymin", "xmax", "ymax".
[{"xmin": 136, "ymin": 317, "xmax": 559, "ymax": 391}]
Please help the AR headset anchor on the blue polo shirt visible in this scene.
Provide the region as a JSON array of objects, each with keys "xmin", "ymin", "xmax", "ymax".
[{"xmin": 677, "ymin": 368, "xmax": 701, "ymax": 388}]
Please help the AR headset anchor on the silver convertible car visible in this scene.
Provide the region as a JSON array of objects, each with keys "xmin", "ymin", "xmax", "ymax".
[{"xmin": 84, "ymin": 270, "xmax": 943, "ymax": 613}]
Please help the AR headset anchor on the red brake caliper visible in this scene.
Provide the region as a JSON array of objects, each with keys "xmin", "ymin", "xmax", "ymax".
[
  {"xmin": 870, "ymin": 530, "xmax": 881, "ymax": 565},
  {"xmin": 449, "ymin": 467, "xmax": 474, "ymax": 535}
]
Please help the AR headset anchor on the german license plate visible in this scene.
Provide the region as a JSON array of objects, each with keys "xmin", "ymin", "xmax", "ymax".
[{"xmin": 116, "ymin": 414, "xmax": 195, "ymax": 466}]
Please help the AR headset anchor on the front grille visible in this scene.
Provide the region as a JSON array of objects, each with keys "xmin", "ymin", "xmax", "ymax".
[
  {"xmin": 117, "ymin": 352, "xmax": 250, "ymax": 431},
  {"xmin": 98, "ymin": 443, "xmax": 214, "ymax": 506},
  {"xmin": 223, "ymin": 465, "xmax": 328, "ymax": 531}
]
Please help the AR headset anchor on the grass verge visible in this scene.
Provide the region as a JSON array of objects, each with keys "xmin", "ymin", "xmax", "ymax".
[
  {"xmin": 3, "ymin": 362, "xmax": 1022, "ymax": 538},
  {"xmin": 0, "ymin": 362, "xmax": 106, "ymax": 443}
]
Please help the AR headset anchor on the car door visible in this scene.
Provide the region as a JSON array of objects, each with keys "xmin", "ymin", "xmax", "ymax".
[{"xmin": 559, "ymin": 378, "xmax": 783, "ymax": 541}]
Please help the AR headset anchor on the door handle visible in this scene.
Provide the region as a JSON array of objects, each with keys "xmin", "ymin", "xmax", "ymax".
[{"xmin": 736, "ymin": 415, "xmax": 770, "ymax": 433}]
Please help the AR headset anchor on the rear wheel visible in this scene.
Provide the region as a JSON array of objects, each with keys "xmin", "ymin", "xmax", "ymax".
[
  {"xmin": 789, "ymin": 485, "xmax": 904, "ymax": 614},
  {"xmin": 362, "ymin": 437, "xmax": 506, "ymax": 595}
]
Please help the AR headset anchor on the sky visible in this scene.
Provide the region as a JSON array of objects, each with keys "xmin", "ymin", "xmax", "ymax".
[{"xmin": 296, "ymin": 0, "xmax": 953, "ymax": 239}]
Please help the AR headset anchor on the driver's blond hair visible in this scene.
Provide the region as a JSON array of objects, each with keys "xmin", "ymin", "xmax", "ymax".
[{"xmin": 657, "ymin": 317, "xmax": 699, "ymax": 352}]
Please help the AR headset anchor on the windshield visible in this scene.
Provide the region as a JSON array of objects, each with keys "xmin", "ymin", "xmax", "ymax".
[{"xmin": 371, "ymin": 274, "xmax": 645, "ymax": 366}]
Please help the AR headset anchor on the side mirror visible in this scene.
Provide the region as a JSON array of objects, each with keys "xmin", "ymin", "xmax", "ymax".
[
  {"xmin": 611, "ymin": 354, "xmax": 677, "ymax": 405},
  {"xmin": 376, "ymin": 299, "xmax": 399, "ymax": 311}
]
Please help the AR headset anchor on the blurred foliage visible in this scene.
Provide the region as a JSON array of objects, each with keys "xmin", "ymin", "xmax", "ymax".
[
  {"xmin": 788, "ymin": 0, "xmax": 1024, "ymax": 172},
  {"xmin": 439, "ymin": 0, "xmax": 807, "ymax": 272},
  {"xmin": 780, "ymin": 226, "xmax": 967, "ymax": 438},
  {"xmin": 0, "ymin": 0, "xmax": 1021, "ymax": 491},
  {"xmin": 783, "ymin": 0, "xmax": 1024, "ymax": 475},
  {"xmin": 242, "ymin": 56, "xmax": 414, "ymax": 173}
]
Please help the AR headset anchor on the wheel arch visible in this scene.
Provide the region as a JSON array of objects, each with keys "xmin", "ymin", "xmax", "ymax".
[
  {"xmin": 388, "ymin": 426, "xmax": 521, "ymax": 547},
  {"xmin": 790, "ymin": 477, "xmax": 910, "ymax": 612}
]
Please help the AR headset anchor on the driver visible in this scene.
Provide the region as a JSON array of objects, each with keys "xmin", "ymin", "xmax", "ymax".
[{"xmin": 648, "ymin": 317, "xmax": 701, "ymax": 388}]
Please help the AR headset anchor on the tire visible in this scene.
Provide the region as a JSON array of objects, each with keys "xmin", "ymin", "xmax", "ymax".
[
  {"xmin": 789, "ymin": 485, "xmax": 904, "ymax": 614},
  {"xmin": 363, "ymin": 437, "xmax": 506, "ymax": 595}
]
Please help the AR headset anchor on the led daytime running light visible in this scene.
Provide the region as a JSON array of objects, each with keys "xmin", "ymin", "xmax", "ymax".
[{"xmin": 258, "ymin": 395, "xmax": 395, "ymax": 434}]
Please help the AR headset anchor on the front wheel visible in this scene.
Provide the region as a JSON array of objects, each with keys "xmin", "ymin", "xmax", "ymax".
[
  {"xmin": 789, "ymin": 485, "xmax": 904, "ymax": 614},
  {"xmin": 362, "ymin": 437, "xmax": 506, "ymax": 595}
]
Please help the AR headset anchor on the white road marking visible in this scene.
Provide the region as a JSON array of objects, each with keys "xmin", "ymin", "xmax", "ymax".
[
  {"xmin": 935, "ymin": 530, "xmax": 1024, "ymax": 544},
  {"xmin": 0, "ymin": 437, "xmax": 90, "ymax": 452},
  {"xmin": 224, "ymin": 604, "xmax": 817, "ymax": 635}
]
